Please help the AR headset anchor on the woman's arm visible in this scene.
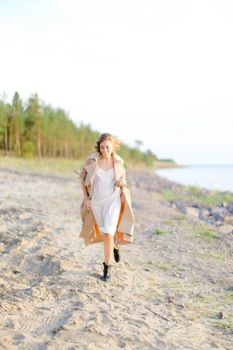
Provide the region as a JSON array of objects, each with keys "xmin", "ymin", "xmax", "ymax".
[
  {"xmin": 122, "ymin": 166, "xmax": 127, "ymax": 186},
  {"xmin": 116, "ymin": 164, "xmax": 127, "ymax": 188},
  {"xmin": 119, "ymin": 166, "xmax": 127, "ymax": 203}
]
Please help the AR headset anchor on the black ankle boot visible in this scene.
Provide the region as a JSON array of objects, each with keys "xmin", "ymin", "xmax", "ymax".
[
  {"xmin": 100, "ymin": 262, "xmax": 111, "ymax": 281},
  {"xmin": 113, "ymin": 245, "xmax": 120, "ymax": 263}
]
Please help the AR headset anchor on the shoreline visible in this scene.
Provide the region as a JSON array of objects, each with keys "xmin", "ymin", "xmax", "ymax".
[
  {"xmin": 1, "ymin": 157, "xmax": 232, "ymax": 194},
  {"xmin": 128, "ymin": 167, "xmax": 233, "ymax": 197},
  {"xmin": 127, "ymin": 168, "xmax": 233, "ymax": 234},
  {"xmin": 156, "ymin": 165, "xmax": 233, "ymax": 194},
  {"xmin": 1, "ymin": 162, "xmax": 232, "ymax": 238}
]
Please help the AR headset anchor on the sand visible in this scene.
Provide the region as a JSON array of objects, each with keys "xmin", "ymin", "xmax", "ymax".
[{"xmin": 0, "ymin": 167, "xmax": 232, "ymax": 350}]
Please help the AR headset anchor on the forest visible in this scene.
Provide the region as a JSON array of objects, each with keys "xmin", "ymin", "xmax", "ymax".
[{"xmin": 0, "ymin": 92, "xmax": 159, "ymax": 166}]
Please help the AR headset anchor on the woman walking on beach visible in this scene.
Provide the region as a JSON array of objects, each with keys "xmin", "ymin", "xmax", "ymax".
[{"xmin": 79, "ymin": 133, "xmax": 135, "ymax": 281}]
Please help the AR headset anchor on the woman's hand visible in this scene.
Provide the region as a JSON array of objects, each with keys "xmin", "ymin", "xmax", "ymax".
[
  {"xmin": 116, "ymin": 178, "xmax": 125, "ymax": 188},
  {"xmin": 83, "ymin": 197, "xmax": 91, "ymax": 210}
]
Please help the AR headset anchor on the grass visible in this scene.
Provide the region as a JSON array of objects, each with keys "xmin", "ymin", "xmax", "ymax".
[
  {"xmin": 212, "ymin": 320, "xmax": 233, "ymax": 332},
  {"xmin": 194, "ymin": 226, "xmax": 218, "ymax": 239},
  {"xmin": 0, "ymin": 156, "xmax": 83, "ymax": 176},
  {"xmin": 143, "ymin": 289, "xmax": 161, "ymax": 299},
  {"xmin": 192, "ymin": 293, "xmax": 217, "ymax": 307},
  {"xmin": 163, "ymin": 214, "xmax": 186, "ymax": 225},
  {"xmin": 163, "ymin": 220, "xmax": 174, "ymax": 225},
  {"xmin": 195, "ymin": 294, "xmax": 207, "ymax": 302},
  {"xmin": 155, "ymin": 262, "xmax": 176, "ymax": 271},
  {"xmin": 222, "ymin": 291, "xmax": 233, "ymax": 303},
  {"xmin": 173, "ymin": 214, "xmax": 186, "ymax": 220},
  {"xmin": 227, "ymin": 291, "xmax": 233, "ymax": 298},
  {"xmin": 191, "ymin": 251, "xmax": 225, "ymax": 260},
  {"xmin": 168, "ymin": 281, "xmax": 184, "ymax": 291},
  {"xmin": 185, "ymin": 185, "xmax": 233, "ymax": 205},
  {"xmin": 154, "ymin": 227, "xmax": 167, "ymax": 235},
  {"xmin": 161, "ymin": 188, "xmax": 176, "ymax": 201},
  {"xmin": 161, "ymin": 185, "xmax": 233, "ymax": 206},
  {"xmin": 0, "ymin": 155, "xmax": 156, "ymax": 175}
]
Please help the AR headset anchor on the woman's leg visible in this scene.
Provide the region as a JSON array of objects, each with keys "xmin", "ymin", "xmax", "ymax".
[{"xmin": 103, "ymin": 233, "xmax": 114, "ymax": 265}]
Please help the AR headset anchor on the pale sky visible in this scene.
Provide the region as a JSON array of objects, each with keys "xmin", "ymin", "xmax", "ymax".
[{"xmin": 0, "ymin": 0, "xmax": 233, "ymax": 164}]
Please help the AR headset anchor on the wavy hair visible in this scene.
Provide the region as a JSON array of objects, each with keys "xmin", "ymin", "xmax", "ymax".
[{"xmin": 94, "ymin": 133, "xmax": 122, "ymax": 154}]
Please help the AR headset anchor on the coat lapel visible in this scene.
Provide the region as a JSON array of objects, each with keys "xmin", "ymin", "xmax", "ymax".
[
  {"xmin": 85, "ymin": 152, "xmax": 124, "ymax": 187},
  {"xmin": 84, "ymin": 153, "xmax": 97, "ymax": 187}
]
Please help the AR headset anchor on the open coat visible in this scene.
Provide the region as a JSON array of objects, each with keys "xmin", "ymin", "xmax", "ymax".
[{"xmin": 78, "ymin": 152, "xmax": 135, "ymax": 246}]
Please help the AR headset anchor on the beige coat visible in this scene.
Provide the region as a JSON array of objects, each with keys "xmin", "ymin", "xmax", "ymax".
[{"xmin": 78, "ymin": 152, "xmax": 135, "ymax": 246}]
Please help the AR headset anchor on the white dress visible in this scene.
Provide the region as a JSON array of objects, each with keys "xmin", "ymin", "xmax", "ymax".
[{"xmin": 90, "ymin": 165, "xmax": 121, "ymax": 235}]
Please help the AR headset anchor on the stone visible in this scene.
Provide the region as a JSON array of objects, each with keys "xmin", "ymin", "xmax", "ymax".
[
  {"xmin": 215, "ymin": 221, "xmax": 223, "ymax": 227},
  {"xmin": 0, "ymin": 242, "xmax": 5, "ymax": 252},
  {"xmin": 186, "ymin": 207, "xmax": 199, "ymax": 218},
  {"xmin": 215, "ymin": 311, "xmax": 223, "ymax": 319},
  {"xmin": 199, "ymin": 209, "xmax": 210, "ymax": 219},
  {"xmin": 173, "ymin": 199, "xmax": 186, "ymax": 213},
  {"xmin": 218, "ymin": 225, "xmax": 233, "ymax": 234},
  {"xmin": 225, "ymin": 203, "xmax": 233, "ymax": 214},
  {"xmin": 210, "ymin": 207, "xmax": 229, "ymax": 220},
  {"xmin": 224, "ymin": 215, "xmax": 233, "ymax": 225}
]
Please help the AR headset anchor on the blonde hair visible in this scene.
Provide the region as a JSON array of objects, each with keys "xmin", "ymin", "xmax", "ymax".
[{"xmin": 94, "ymin": 133, "xmax": 122, "ymax": 154}]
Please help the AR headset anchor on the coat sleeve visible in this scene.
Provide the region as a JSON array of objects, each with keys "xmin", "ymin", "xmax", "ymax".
[
  {"xmin": 121, "ymin": 162, "xmax": 127, "ymax": 187},
  {"xmin": 80, "ymin": 166, "xmax": 87, "ymax": 185},
  {"xmin": 75, "ymin": 158, "xmax": 88, "ymax": 185}
]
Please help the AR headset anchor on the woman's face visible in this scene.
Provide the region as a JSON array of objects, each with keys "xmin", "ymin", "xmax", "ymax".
[{"xmin": 99, "ymin": 139, "xmax": 114, "ymax": 158}]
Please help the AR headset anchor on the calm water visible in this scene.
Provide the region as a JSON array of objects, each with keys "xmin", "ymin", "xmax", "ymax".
[{"xmin": 156, "ymin": 165, "xmax": 233, "ymax": 193}]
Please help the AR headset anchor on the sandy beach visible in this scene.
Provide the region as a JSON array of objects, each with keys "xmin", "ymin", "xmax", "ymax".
[{"xmin": 0, "ymin": 166, "xmax": 232, "ymax": 350}]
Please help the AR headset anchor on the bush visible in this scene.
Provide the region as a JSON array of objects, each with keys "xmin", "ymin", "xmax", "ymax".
[{"xmin": 22, "ymin": 141, "xmax": 36, "ymax": 158}]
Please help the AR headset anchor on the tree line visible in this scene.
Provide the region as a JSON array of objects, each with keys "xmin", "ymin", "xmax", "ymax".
[{"xmin": 0, "ymin": 92, "xmax": 158, "ymax": 165}]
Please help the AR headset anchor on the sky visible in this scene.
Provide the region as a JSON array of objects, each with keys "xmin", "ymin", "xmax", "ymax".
[{"xmin": 0, "ymin": 0, "xmax": 233, "ymax": 165}]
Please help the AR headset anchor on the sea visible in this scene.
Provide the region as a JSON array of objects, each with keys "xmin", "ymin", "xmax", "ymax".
[{"xmin": 155, "ymin": 165, "xmax": 233, "ymax": 193}]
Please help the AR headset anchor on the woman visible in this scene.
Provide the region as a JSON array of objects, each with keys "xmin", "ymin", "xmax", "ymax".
[{"xmin": 79, "ymin": 133, "xmax": 135, "ymax": 281}]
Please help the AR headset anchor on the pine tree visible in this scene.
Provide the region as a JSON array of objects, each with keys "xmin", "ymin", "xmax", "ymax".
[
  {"xmin": 25, "ymin": 93, "xmax": 42, "ymax": 158},
  {"xmin": 0, "ymin": 97, "xmax": 11, "ymax": 155},
  {"xmin": 11, "ymin": 92, "xmax": 24, "ymax": 156}
]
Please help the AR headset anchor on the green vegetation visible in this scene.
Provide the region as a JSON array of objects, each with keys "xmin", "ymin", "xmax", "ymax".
[
  {"xmin": 0, "ymin": 156, "xmax": 83, "ymax": 175},
  {"xmin": 162, "ymin": 220, "xmax": 175, "ymax": 225},
  {"xmin": 184, "ymin": 185, "xmax": 233, "ymax": 205},
  {"xmin": 221, "ymin": 291, "xmax": 233, "ymax": 304},
  {"xmin": 163, "ymin": 215, "xmax": 186, "ymax": 224},
  {"xmin": 161, "ymin": 185, "xmax": 233, "ymax": 205},
  {"xmin": 0, "ymin": 91, "xmax": 158, "ymax": 167},
  {"xmin": 212, "ymin": 321, "xmax": 233, "ymax": 332},
  {"xmin": 195, "ymin": 294, "xmax": 207, "ymax": 302},
  {"xmin": 161, "ymin": 188, "xmax": 176, "ymax": 201},
  {"xmin": 173, "ymin": 215, "xmax": 186, "ymax": 220},
  {"xmin": 154, "ymin": 227, "xmax": 167, "ymax": 235},
  {"xmin": 143, "ymin": 289, "xmax": 160, "ymax": 298},
  {"xmin": 191, "ymin": 251, "xmax": 225, "ymax": 260},
  {"xmin": 194, "ymin": 226, "xmax": 218, "ymax": 239},
  {"xmin": 155, "ymin": 262, "xmax": 176, "ymax": 271}
]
